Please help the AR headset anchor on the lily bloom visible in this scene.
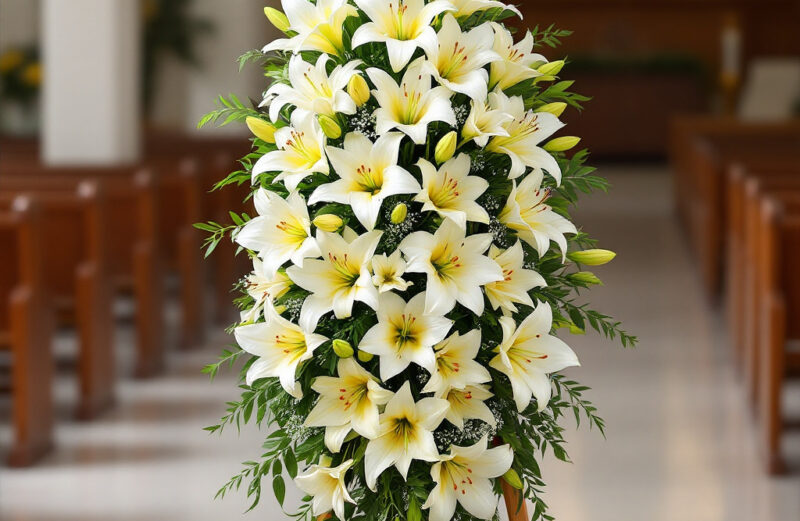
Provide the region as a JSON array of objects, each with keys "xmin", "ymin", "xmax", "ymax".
[
  {"xmin": 364, "ymin": 382, "xmax": 449, "ymax": 490},
  {"xmin": 489, "ymin": 302, "xmax": 580, "ymax": 412},
  {"xmin": 437, "ymin": 384, "xmax": 496, "ymax": 429},
  {"xmin": 352, "ymin": 0, "xmax": 455, "ymax": 72},
  {"xmin": 241, "ymin": 259, "xmax": 292, "ymax": 322},
  {"xmin": 262, "ymin": 0, "xmax": 358, "ymax": 56},
  {"xmin": 485, "ymin": 241, "xmax": 546, "ymax": 315},
  {"xmin": 305, "ymin": 358, "xmax": 394, "ymax": 452},
  {"xmin": 295, "ymin": 457, "xmax": 356, "ymax": 520},
  {"xmin": 252, "ymin": 111, "xmax": 328, "ymax": 192},
  {"xmin": 234, "ymin": 302, "xmax": 327, "ymax": 398},
  {"xmin": 287, "ymin": 230, "xmax": 383, "ymax": 331},
  {"xmin": 401, "ymin": 219, "xmax": 503, "ymax": 316},
  {"xmin": 422, "ymin": 330, "xmax": 491, "ymax": 394},
  {"xmin": 486, "ymin": 90, "xmax": 565, "ymax": 182},
  {"xmin": 371, "ymin": 249, "xmax": 413, "ymax": 293},
  {"xmin": 368, "ymin": 62, "xmax": 456, "ymax": 145},
  {"xmin": 423, "ymin": 437, "xmax": 514, "ymax": 521},
  {"xmin": 413, "ymin": 153, "xmax": 490, "ymax": 230},
  {"xmin": 461, "ymin": 96, "xmax": 513, "ymax": 147},
  {"xmin": 499, "ymin": 170, "xmax": 577, "ymax": 259},
  {"xmin": 265, "ymin": 53, "xmax": 360, "ymax": 121},
  {"xmin": 489, "ymin": 24, "xmax": 546, "ymax": 91},
  {"xmin": 311, "ymin": 132, "xmax": 421, "ymax": 230},
  {"xmin": 420, "ymin": 15, "xmax": 499, "ymax": 101},
  {"xmin": 450, "ymin": 0, "xmax": 522, "ymax": 18},
  {"xmin": 359, "ymin": 292, "xmax": 453, "ymax": 381},
  {"xmin": 235, "ymin": 188, "xmax": 320, "ymax": 276}
]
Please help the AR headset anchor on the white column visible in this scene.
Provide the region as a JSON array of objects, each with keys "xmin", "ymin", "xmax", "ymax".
[{"xmin": 42, "ymin": 0, "xmax": 141, "ymax": 165}]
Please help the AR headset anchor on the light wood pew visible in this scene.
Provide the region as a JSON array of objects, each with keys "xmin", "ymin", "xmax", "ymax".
[
  {"xmin": 0, "ymin": 197, "xmax": 55, "ymax": 466},
  {"xmin": 0, "ymin": 181, "xmax": 114, "ymax": 420},
  {"xmin": 739, "ymin": 179, "xmax": 800, "ymax": 410},
  {"xmin": 755, "ymin": 192, "xmax": 800, "ymax": 474},
  {"xmin": 725, "ymin": 164, "xmax": 800, "ymax": 370},
  {"xmin": 0, "ymin": 166, "xmax": 166, "ymax": 378},
  {"xmin": 682, "ymin": 134, "xmax": 800, "ymax": 299}
]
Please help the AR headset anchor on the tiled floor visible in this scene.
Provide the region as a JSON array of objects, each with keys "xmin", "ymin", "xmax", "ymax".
[{"xmin": 1, "ymin": 166, "xmax": 799, "ymax": 521}]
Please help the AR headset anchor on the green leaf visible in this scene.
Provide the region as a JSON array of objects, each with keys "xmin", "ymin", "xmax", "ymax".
[{"xmin": 272, "ymin": 475, "xmax": 286, "ymax": 506}]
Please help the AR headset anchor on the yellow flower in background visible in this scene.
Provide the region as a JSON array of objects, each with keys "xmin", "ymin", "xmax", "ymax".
[{"xmin": 0, "ymin": 50, "xmax": 24, "ymax": 73}]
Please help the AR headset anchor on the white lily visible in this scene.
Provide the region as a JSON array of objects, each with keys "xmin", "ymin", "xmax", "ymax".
[
  {"xmin": 420, "ymin": 15, "xmax": 499, "ymax": 101},
  {"xmin": 235, "ymin": 188, "xmax": 320, "ymax": 275},
  {"xmin": 486, "ymin": 241, "xmax": 546, "ymax": 315},
  {"xmin": 263, "ymin": 0, "xmax": 358, "ymax": 56},
  {"xmin": 265, "ymin": 53, "xmax": 360, "ymax": 121},
  {"xmin": 310, "ymin": 132, "xmax": 421, "ymax": 230},
  {"xmin": 413, "ymin": 154, "xmax": 490, "ymax": 230},
  {"xmin": 352, "ymin": 0, "xmax": 455, "ymax": 72},
  {"xmin": 287, "ymin": 230, "xmax": 383, "ymax": 331},
  {"xmin": 489, "ymin": 302, "xmax": 580, "ymax": 412},
  {"xmin": 489, "ymin": 24, "xmax": 546, "ymax": 90},
  {"xmin": 295, "ymin": 458, "xmax": 356, "ymax": 520},
  {"xmin": 423, "ymin": 437, "xmax": 513, "ymax": 521},
  {"xmin": 253, "ymin": 111, "xmax": 328, "ymax": 192},
  {"xmin": 305, "ymin": 358, "xmax": 394, "ymax": 452},
  {"xmin": 234, "ymin": 302, "xmax": 327, "ymax": 398},
  {"xmin": 437, "ymin": 384, "xmax": 496, "ymax": 429},
  {"xmin": 499, "ymin": 171, "xmax": 577, "ymax": 259},
  {"xmin": 401, "ymin": 219, "xmax": 503, "ymax": 315},
  {"xmin": 364, "ymin": 382, "xmax": 449, "ymax": 490},
  {"xmin": 422, "ymin": 330, "xmax": 490, "ymax": 394},
  {"xmin": 241, "ymin": 259, "xmax": 292, "ymax": 322},
  {"xmin": 486, "ymin": 90, "xmax": 564, "ymax": 181},
  {"xmin": 461, "ymin": 96, "xmax": 513, "ymax": 147},
  {"xmin": 371, "ymin": 250, "xmax": 413, "ymax": 293},
  {"xmin": 450, "ymin": 0, "xmax": 522, "ymax": 18},
  {"xmin": 368, "ymin": 62, "xmax": 456, "ymax": 145},
  {"xmin": 359, "ymin": 292, "xmax": 453, "ymax": 381}
]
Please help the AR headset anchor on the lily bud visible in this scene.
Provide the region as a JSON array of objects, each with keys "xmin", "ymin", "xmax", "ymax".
[
  {"xmin": 568, "ymin": 271, "xmax": 603, "ymax": 286},
  {"xmin": 533, "ymin": 74, "xmax": 556, "ymax": 84},
  {"xmin": 264, "ymin": 7, "xmax": 291, "ymax": 33},
  {"xmin": 502, "ymin": 469, "xmax": 523, "ymax": 490},
  {"xmin": 538, "ymin": 60, "xmax": 565, "ymax": 76},
  {"xmin": 347, "ymin": 75, "xmax": 371, "ymax": 107},
  {"xmin": 318, "ymin": 455, "xmax": 333, "ymax": 467},
  {"xmin": 543, "ymin": 136, "xmax": 581, "ymax": 152},
  {"xmin": 332, "ymin": 339, "xmax": 354, "ymax": 358},
  {"xmin": 569, "ymin": 323, "xmax": 585, "ymax": 335},
  {"xmin": 536, "ymin": 102, "xmax": 567, "ymax": 117},
  {"xmin": 273, "ymin": 304, "xmax": 288, "ymax": 314},
  {"xmin": 567, "ymin": 249, "xmax": 617, "ymax": 266},
  {"xmin": 390, "ymin": 203, "xmax": 408, "ymax": 224},
  {"xmin": 313, "ymin": 214, "xmax": 343, "ymax": 232},
  {"xmin": 435, "ymin": 131, "xmax": 458, "ymax": 164},
  {"xmin": 245, "ymin": 116, "xmax": 276, "ymax": 144},
  {"xmin": 357, "ymin": 350, "xmax": 374, "ymax": 363},
  {"xmin": 318, "ymin": 115, "xmax": 342, "ymax": 139}
]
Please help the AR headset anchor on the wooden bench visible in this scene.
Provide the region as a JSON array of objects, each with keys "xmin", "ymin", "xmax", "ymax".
[
  {"xmin": 680, "ymin": 134, "xmax": 800, "ymax": 299},
  {"xmin": 0, "ymin": 166, "xmax": 166, "ymax": 378},
  {"xmin": 0, "ymin": 181, "xmax": 115, "ymax": 420},
  {"xmin": 754, "ymin": 191, "xmax": 800, "ymax": 474},
  {"xmin": 0, "ymin": 196, "xmax": 55, "ymax": 466}
]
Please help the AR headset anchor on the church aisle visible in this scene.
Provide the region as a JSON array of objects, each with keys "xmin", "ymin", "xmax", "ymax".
[{"xmin": 1, "ymin": 166, "xmax": 798, "ymax": 521}]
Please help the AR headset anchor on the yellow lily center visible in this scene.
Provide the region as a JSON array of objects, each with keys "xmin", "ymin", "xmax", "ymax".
[
  {"xmin": 355, "ymin": 163, "xmax": 384, "ymax": 194},
  {"xmin": 430, "ymin": 243, "xmax": 462, "ymax": 281},
  {"xmin": 338, "ymin": 380, "xmax": 370, "ymax": 412},
  {"xmin": 392, "ymin": 313, "xmax": 419, "ymax": 351},
  {"xmin": 327, "ymin": 252, "xmax": 361, "ymax": 289},
  {"xmin": 275, "ymin": 329, "xmax": 308, "ymax": 363},
  {"xmin": 441, "ymin": 458, "xmax": 475, "ymax": 496},
  {"xmin": 428, "ymin": 172, "xmax": 461, "ymax": 209},
  {"xmin": 286, "ymin": 129, "xmax": 322, "ymax": 166},
  {"xmin": 440, "ymin": 41, "xmax": 470, "ymax": 79}
]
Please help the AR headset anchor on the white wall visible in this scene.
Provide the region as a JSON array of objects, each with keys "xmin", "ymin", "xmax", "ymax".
[{"xmin": 0, "ymin": 0, "xmax": 39, "ymax": 50}]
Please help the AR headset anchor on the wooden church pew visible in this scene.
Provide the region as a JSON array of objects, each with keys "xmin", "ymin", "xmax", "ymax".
[
  {"xmin": 740, "ymin": 180, "xmax": 800, "ymax": 415},
  {"xmin": 682, "ymin": 133, "xmax": 800, "ymax": 299},
  {"xmin": 0, "ymin": 197, "xmax": 55, "ymax": 466},
  {"xmin": 0, "ymin": 181, "xmax": 114, "ymax": 420},
  {"xmin": 725, "ymin": 164, "xmax": 800, "ymax": 371},
  {"xmin": 755, "ymin": 192, "xmax": 800, "ymax": 474},
  {"xmin": 0, "ymin": 166, "xmax": 166, "ymax": 378}
]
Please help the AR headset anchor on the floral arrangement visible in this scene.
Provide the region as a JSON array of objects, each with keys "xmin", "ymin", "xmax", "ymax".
[
  {"xmin": 199, "ymin": 2, "xmax": 635, "ymax": 520},
  {"xmin": 0, "ymin": 46, "xmax": 41, "ymax": 106}
]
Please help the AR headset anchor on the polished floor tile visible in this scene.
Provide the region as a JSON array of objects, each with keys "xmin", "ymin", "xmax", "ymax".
[{"xmin": 1, "ymin": 166, "xmax": 798, "ymax": 521}]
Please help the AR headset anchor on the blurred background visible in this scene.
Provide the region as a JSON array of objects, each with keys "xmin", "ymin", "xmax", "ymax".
[{"xmin": 0, "ymin": 1, "xmax": 799, "ymax": 520}]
